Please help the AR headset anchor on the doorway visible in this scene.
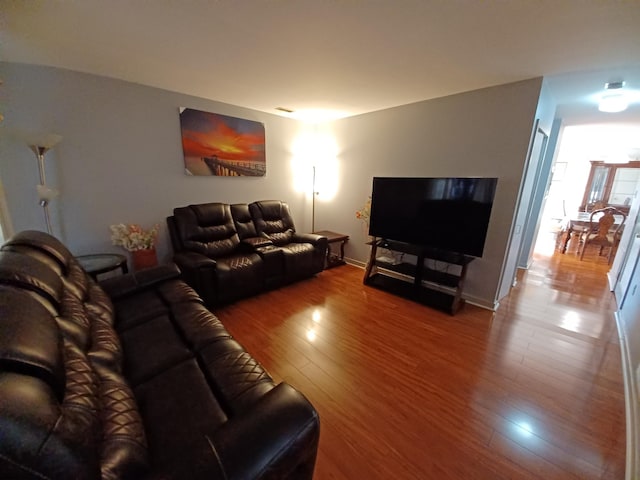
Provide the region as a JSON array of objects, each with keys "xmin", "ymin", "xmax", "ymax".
[{"xmin": 533, "ymin": 123, "xmax": 640, "ymax": 263}]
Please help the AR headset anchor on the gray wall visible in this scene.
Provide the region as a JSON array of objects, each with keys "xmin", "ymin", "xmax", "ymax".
[
  {"xmin": 0, "ymin": 63, "xmax": 308, "ymax": 262},
  {"xmin": 315, "ymin": 78, "xmax": 543, "ymax": 307},
  {"xmin": 0, "ymin": 62, "xmax": 543, "ymax": 307}
]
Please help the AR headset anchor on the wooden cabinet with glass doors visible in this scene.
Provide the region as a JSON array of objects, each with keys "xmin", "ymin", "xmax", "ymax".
[{"xmin": 580, "ymin": 161, "xmax": 640, "ymax": 214}]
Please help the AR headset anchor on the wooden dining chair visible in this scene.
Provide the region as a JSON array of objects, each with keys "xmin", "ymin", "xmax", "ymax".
[
  {"xmin": 579, "ymin": 207, "xmax": 626, "ymax": 263},
  {"xmin": 551, "ymin": 199, "xmax": 568, "ymax": 251},
  {"xmin": 576, "ymin": 201, "xmax": 607, "ymax": 247},
  {"xmin": 586, "ymin": 200, "xmax": 606, "ymax": 212}
]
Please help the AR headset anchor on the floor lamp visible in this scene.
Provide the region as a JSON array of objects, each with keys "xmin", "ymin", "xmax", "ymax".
[
  {"xmin": 312, "ymin": 165, "xmax": 319, "ymax": 233},
  {"xmin": 30, "ymin": 135, "xmax": 62, "ymax": 235}
]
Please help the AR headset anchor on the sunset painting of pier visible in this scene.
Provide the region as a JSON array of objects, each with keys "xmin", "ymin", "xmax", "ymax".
[{"xmin": 179, "ymin": 108, "xmax": 266, "ymax": 176}]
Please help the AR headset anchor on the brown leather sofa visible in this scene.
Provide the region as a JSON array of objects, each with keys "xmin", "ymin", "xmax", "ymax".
[
  {"xmin": 0, "ymin": 230, "xmax": 320, "ymax": 480},
  {"xmin": 167, "ymin": 200, "xmax": 328, "ymax": 307}
]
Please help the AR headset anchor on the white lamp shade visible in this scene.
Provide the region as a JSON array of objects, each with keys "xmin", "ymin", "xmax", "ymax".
[
  {"xmin": 28, "ymin": 134, "xmax": 62, "ymax": 149},
  {"xmin": 37, "ymin": 184, "xmax": 59, "ymax": 201}
]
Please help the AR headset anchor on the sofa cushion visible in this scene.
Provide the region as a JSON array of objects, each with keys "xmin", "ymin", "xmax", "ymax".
[
  {"xmin": 1, "ymin": 229, "xmax": 71, "ymax": 276},
  {"xmin": 214, "ymin": 253, "xmax": 264, "ymax": 300},
  {"xmin": 249, "ymin": 200, "xmax": 297, "ymax": 241},
  {"xmin": 280, "ymin": 243, "xmax": 316, "ymax": 278},
  {"xmin": 0, "ymin": 372, "xmax": 93, "ymax": 479},
  {"xmin": 0, "ymin": 251, "xmax": 63, "ymax": 313},
  {"xmin": 119, "ymin": 314, "xmax": 193, "ymax": 386},
  {"xmin": 0, "ymin": 287, "xmax": 66, "ymax": 401},
  {"xmin": 231, "ymin": 203, "xmax": 258, "ymax": 239},
  {"xmin": 133, "ymin": 359, "xmax": 229, "ymax": 480},
  {"xmin": 112, "ymin": 289, "xmax": 170, "ymax": 332},
  {"xmin": 174, "ymin": 203, "xmax": 241, "ymax": 258}
]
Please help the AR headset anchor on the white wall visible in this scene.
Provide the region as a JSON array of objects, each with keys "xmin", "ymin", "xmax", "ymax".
[
  {"xmin": 515, "ymin": 81, "xmax": 557, "ymax": 269},
  {"xmin": 0, "ymin": 62, "xmax": 543, "ymax": 307},
  {"xmin": 498, "ymin": 80, "xmax": 556, "ymax": 297},
  {"xmin": 615, "ymin": 207, "xmax": 640, "ymax": 480},
  {"xmin": 317, "ymin": 78, "xmax": 543, "ymax": 307},
  {"xmin": 0, "ymin": 63, "xmax": 309, "ymax": 262}
]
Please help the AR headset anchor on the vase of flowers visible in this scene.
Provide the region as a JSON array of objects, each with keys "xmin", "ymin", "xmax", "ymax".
[
  {"xmin": 355, "ymin": 196, "xmax": 372, "ymax": 240},
  {"xmin": 110, "ymin": 223, "xmax": 160, "ymax": 271}
]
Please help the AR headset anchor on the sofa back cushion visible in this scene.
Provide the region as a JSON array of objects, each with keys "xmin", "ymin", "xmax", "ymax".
[
  {"xmin": 230, "ymin": 203, "xmax": 258, "ymax": 240},
  {"xmin": 1, "ymin": 230, "xmax": 92, "ymax": 310},
  {"xmin": 249, "ymin": 200, "xmax": 296, "ymax": 246},
  {"xmin": 0, "ymin": 286, "xmax": 102, "ymax": 479},
  {"xmin": 173, "ymin": 203, "xmax": 241, "ymax": 258},
  {"xmin": 0, "ymin": 250, "xmax": 63, "ymax": 314},
  {"xmin": 0, "ymin": 287, "xmax": 66, "ymax": 400},
  {"xmin": 0, "ymin": 232, "xmax": 149, "ymax": 480},
  {"xmin": 1, "ymin": 230, "xmax": 71, "ymax": 276}
]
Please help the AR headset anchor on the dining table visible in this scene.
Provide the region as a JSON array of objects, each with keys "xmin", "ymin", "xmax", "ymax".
[{"xmin": 561, "ymin": 211, "xmax": 624, "ymax": 254}]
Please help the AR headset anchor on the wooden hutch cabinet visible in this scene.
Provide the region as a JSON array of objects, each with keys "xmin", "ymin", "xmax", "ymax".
[{"xmin": 580, "ymin": 160, "xmax": 640, "ymax": 214}]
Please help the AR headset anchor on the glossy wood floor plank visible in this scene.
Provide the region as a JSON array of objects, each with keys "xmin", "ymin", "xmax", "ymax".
[{"xmin": 216, "ymin": 239, "xmax": 626, "ymax": 479}]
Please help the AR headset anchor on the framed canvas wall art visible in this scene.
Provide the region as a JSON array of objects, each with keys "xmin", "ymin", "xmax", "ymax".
[{"xmin": 179, "ymin": 108, "xmax": 266, "ymax": 176}]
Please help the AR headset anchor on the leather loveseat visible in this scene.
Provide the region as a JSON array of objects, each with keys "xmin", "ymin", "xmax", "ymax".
[
  {"xmin": 167, "ymin": 200, "xmax": 328, "ymax": 307},
  {"xmin": 0, "ymin": 230, "xmax": 320, "ymax": 480}
]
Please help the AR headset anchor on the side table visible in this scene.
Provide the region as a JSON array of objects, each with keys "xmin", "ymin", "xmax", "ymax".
[
  {"xmin": 313, "ymin": 230, "xmax": 349, "ymax": 269},
  {"xmin": 76, "ymin": 253, "xmax": 128, "ymax": 280}
]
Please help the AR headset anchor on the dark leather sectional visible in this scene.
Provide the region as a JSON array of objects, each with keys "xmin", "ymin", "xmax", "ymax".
[
  {"xmin": 0, "ymin": 230, "xmax": 320, "ymax": 479},
  {"xmin": 167, "ymin": 200, "xmax": 328, "ymax": 307}
]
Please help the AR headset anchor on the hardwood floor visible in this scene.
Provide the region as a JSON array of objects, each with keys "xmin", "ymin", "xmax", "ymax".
[{"xmin": 215, "ymin": 238, "xmax": 626, "ymax": 479}]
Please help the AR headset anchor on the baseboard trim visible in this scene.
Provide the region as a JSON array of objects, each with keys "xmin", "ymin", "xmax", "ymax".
[
  {"xmin": 345, "ymin": 257, "xmax": 366, "ymax": 269},
  {"xmin": 465, "ymin": 297, "xmax": 499, "ymax": 311},
  {"xmin": 616, "ymin": 311, "xmax": 636, "ymax": 480}
]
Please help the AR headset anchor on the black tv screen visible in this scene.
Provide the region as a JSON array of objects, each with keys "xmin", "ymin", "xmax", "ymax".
[{"xmin": 368, "ymin": 177, "xmax": 498, "ymax": 257}]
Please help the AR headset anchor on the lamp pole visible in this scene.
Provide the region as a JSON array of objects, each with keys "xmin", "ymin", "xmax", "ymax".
[
  {"xmin": 33, "ymin": 145, "xmax": 54, "ymax": 235},
  {"xmin": 312, "ymin": 165, "xmax": 317, "ymax": 233},
  {"xmin": 35, "ymin": 146, "xmax": 49, "ymax": 185},
  {"xmin": 30, "ymin": 135, "xmax": 61, "ymax": 236}
]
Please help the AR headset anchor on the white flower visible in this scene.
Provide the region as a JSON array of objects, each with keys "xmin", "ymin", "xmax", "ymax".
[{"xmin": 110, "ymin": 223, "xmax": 159, "ymax": 252}]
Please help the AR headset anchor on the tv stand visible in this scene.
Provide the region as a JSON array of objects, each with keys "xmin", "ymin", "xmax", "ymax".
[{"xmin": 363, "ymin": 239, "xmax": 474, "ymax": 315}]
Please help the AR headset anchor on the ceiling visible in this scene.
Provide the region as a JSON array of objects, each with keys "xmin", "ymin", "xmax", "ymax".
[{"xmin": 2, "ymin": 0, "xmax": 640, "ymax": 124}]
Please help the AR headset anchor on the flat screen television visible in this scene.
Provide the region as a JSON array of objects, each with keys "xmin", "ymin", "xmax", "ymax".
[{"xmin": 368, "ymin": 177, "xmax": 498, "ymax": 257}]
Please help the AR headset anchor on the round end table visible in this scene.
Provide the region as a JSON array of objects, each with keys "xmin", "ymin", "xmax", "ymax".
[{"xmin": 76, "ymin": 253, "xmax": 128, "ymax": 280}]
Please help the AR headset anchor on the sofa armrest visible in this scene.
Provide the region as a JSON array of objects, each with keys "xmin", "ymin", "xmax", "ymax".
[
  {"xmin": 209, "ymin": 383, "xmax": 320, "ymax": 480},
  {"xmin": 293, "ymin": 232, "xmax": 329, "ymax": 255},
  {"xmin": 293, "ymin": 234, "xmax": 328, "ymax": 274},
  {"xmin": 171, "ymin": 251, "xmax": 218, "ymax": 306},
  {"xmin": 173, "ymin": 251, "xmax": 217, "ymax": 271},
  {"xmin": 100, "ymin": 263, "xmax": 182, "ymax": 300},
  {"xmin": 241, "ymin": 236, "xmax": 274, "ymax": 249},
  {"xmin": 294, "ymin": 232, "xmax": 328, "ymax": 247}
]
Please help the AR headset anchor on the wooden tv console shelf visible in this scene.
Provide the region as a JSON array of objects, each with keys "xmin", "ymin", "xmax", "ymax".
[{"xmin": 363, "ymin": 239, "xmax": 474, "ymax": 315}]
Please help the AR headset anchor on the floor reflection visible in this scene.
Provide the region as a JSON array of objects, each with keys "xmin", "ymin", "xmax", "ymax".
[{"xmin": 215, "ymin": 245, "xmax": 624, "ymax": 479}]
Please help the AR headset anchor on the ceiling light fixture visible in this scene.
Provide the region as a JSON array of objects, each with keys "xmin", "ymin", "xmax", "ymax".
[{"xmin": 598, "ymin": 81, "xmax": 628, "ymax": 113}]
